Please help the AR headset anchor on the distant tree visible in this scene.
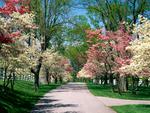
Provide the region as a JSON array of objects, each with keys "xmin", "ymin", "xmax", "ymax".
[
  {"xmin": 81, "ymin": 0, "xmax": 150, "ymax": 30},
  {"xmin": 30, "ymin": 0, "xmax": 72, "ymax": 50}
]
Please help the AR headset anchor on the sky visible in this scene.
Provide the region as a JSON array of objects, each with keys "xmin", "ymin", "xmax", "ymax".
[
  {"xmin": 72, "ymin": 8, "xmax": 87, "ymax": 16},
  {"xmin": 0, "ymin": 0, "xmax": 4, "ymax": 7}
]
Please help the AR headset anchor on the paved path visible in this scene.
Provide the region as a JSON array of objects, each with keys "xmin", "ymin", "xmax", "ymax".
[
  {"xmin": 97, "ymin": 96, "xmax": 150, "ymax": 106},
  {"xmin": 31, "ymin": 82, "xmax": 116, "ymax": 113}
]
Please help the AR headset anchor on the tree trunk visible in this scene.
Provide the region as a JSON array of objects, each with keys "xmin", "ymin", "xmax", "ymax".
[
  {"xmin": 5, "ymin": 73, "xmax": 12, "ymax": 89},
  {"xmin": 116, "ymin": 74, "xmax": 127, "ymax": 94},
  {"xmin": 59, "ymin": 76, "xmax": 63, "ymax": 84},
  {"xmin": 126, "ymin": 77, "xmax": 129, "ymax": 91},
  {"xmin": 95, "ymin": 76, "xmax": 99, "ymax": 84},
  {"xmin": 132, "ymin": 76, "xmax": 139, "ymax": 94},
  {"xmin": 55, "ymin": 77, "xmax": 58, "ymax": 84},
  {"xmin": 109, "ymin": 73, "xmax": 114, "ymax": 92},
  {"xmin": 10, "ymin": 72, "xmax": 15, "ymax": 90},
  {"xmin": 104, "ymin": 74, "xmax": 108, "ymax": 85},
  {"xmin": 116, "ymin": 74, "xmax": 120, "ymax": 94},
  {"xmin": 132, "ymin": 76, "xmax": 136, "ymax": 94},
  {"xmin": 119, "ymin": 76, "xmax": 127, "ymax": 92},
  {"xmin": 3, "ymin": 67, "xmax": 7, "ymax": 90},
  {"xmin": 34, "ymin": 73, "xmax": 39, "ymax": 91},
  {"xmin": 31, "ymin": 57, "xmax": 42, "ymax": 91},
  {"xmin": 144, "ymin": 78, "xmax": 149, "ymax": 87},
  {"xmin": 45, "ymin": 68, "xmax": 50, "ymax": 85}
]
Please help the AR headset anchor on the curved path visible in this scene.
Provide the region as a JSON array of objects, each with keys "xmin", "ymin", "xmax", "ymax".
[
  {"xmin": 31, "ymin": 82, "xmax": 116, "ymax": 113},
  {"xmin": 97, "ymin": 96, "xmax": 150, "ymax": 106}
]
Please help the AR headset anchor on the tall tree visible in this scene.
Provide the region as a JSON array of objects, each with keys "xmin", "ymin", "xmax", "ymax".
[
  {"xmin": 29, "ymin": 0, "xmax": 73, "ymax": 85},
  {"xmin": 81, "ymin": 0, "xmax": 150, "ymax": 30},
  {"xmin": 30, "ymin": 0, "xmax": 72, "ymax": 50}
]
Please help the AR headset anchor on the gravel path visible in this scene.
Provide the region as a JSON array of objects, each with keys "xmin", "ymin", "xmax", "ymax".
[
  {"xmin": 31, "ymin": 82, "xmax": 116, "ymax": 113},
  {"xmin": 97, "ymin": 96, "xmax": 150, "ymax": 106}
]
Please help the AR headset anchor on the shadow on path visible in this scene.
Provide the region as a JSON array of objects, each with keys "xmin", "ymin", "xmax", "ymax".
[{"xmin": 31, "ymin": 82, "xmax": 116, "ymax": 113}]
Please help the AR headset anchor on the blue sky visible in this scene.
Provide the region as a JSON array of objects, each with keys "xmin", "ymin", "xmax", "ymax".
[
  {"xmin": 0, "ymin": 1, "xmax": 4, "ymax": 7},
  {"xmin": 72, "ymin": 8, "xmax": 87, "ymax": 16}
]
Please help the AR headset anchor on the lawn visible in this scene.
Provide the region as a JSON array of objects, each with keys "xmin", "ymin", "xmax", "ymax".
[
  {"xmin": 87, "ymin": 83, "xmax": 150, "ymax": 100},
  {"xmin": 112, "ymin": 104, "xmax": 150, "ymax": 113},
  {"xmin": 0, "ymin": 80, "xmax": 60, "ymax": 113}
]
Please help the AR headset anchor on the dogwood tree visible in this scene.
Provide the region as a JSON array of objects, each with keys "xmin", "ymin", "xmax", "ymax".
[
  {"xmin": 42, "ymin": 50, "xmax": 73, "ymax": 84},
  {"xmin": 0, "ymin": 0, "xmax": 39, "ymax": 90},
  {"xmin": 77, "ymin": 23, "xmax": 132, "ymax": 92},
  {"xmin": 120, "ymin": 16, "xmax": 150, "ymax": 76}
]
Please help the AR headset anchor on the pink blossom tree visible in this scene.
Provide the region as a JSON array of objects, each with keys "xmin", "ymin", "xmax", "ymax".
[
  {"xmin": 78, "ymin": 24, "xmax": 132, "ymax": 92},
  {"xmin": 0, "ymin": 0, "xmax": 30, "ymax": 44}
]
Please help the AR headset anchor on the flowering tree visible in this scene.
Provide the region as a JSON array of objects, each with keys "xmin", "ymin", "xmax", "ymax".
[
  {"xmin": 0, "ymin": 0, "xmax": 38, "ymax": 90},
  {"xmin": 0, "ymin": 0, "xmax": 31, "ymax": 44},
  {"xmin": 77, "ymin": 29, "xmax": 113, "ymax": 85},
  {"xmin": 0, "ymin": 0, "xmax": 30, "ymax": 15},
  {"xmin": 77, "ymin": 23, "xmax": 132, "ymax": 92},
  {"xmin": 0, "ymin": 0, "xmax": 73, "ymax": 90},
  {"xmin": 41, "ymin": 50, "xmax": 73, "ymax": 84},
  {"xmin": 120, "ymin": 16, "xmax": 150, "ymax": 77}
]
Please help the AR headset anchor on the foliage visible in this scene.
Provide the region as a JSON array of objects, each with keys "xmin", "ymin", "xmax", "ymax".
[
  {"xmin": 0, "ymin": 0, "xmax": 30, "ymax": 15},
  {"xmin": 64, "ymin": 45, "xmax": 88, "ymax": 72},
  {"xmin": 0, "ymin": 0, "xmax": 42, "ymax": 90},
  {"xmin": 42, "ymin": 49, "xmax": 73, "ymax": 82},
  {"xmin": 0, "ymin": 0, "xmax": 32, "ymax": 44},
  {"xmin": 0, "ymin": 10, "xmax": 37, "ymax": 74},
  {"xmin": 120, "ymin": 16, "xmax": 150, "ymax": 76},
  {"xmin": 81, "ymin": 0, "xmax": 149, "ymax": 30},
  {"xmin": 30, "ymin": 0, "xmax": 72, "ymax": 50},
  {"xmin": 77, "ymin": 24, "xmax": 132, "ymax": 78}
]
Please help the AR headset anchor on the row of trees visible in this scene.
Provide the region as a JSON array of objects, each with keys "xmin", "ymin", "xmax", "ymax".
[
  {"xmin": 0, "ymin": 0, "xmax": 149, "ymax": 93},
  {"xmin": 77, "ymin": 16, "xmax": 150, "ymax": 94},
  {"xmin": 0, "ymin": 0, "xmax": 73, "ymax": 91},
  {"xmin": 76, "ymin": 0, "xmax": 150, "ymax": 94},
  {"xmin": 62, "ymin": 0, "xmax": 150, "ymax": 80}
]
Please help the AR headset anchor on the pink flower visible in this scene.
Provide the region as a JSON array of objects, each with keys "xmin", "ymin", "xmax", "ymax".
[
  {"xmin": 0, "ymin": 33, "xmax": 14, "ymax": 44},
  {"xmin": 98, "ymin": 34, "xmax": 110, "ymax": 40},
  {"xmin": 100, "ymin": 43, "xmax": 106, "ymax": 48},
  {"xmin": 115, "ymin": 57, "xmax": 125, "ymax": 65},
  {"xmin": 0, "ymin": 0, "xmax": 30, "ymax": 15},
  {"xmin": 8, "ymin": 31, "xmax": 21, "ymax": 38},
  {"xmin": 10, "ymin": 0, "xmax": 20, "ymax": 3},
  {"xmin": 0, "ymin": 2, "xmax": 17, "ymax": 15},
  {"xmin": 110, "ymin": 42, "xmax": 117, "ymax": 50},
  {"xmin": 18, "ymin": 6, "xmax": 30, "ymax": 14}
]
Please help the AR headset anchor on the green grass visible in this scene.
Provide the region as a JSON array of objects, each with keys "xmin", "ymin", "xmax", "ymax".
[
  {"xmin": 112, "ymin": 104, "xmax": 150, "ymax": 113},
  {"xmin": 0, "ymin": 80, "xmax": 60, "ymax": 113},
  {"xmin": 87, "ymin": 83, "xmax": 150, "ymax": 100}
]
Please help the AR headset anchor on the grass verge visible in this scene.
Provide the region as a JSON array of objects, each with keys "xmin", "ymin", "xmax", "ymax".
[
  {"xmin": 87, "ymin": 83, "xmax": 150, "ymax": 100},
  {"xmin": 112, "ymin": 104, "xmax": 150, "ymax": 113},
  {"xmin": 0, "ymin": 80, "xmax": 60, "ymax": 113}
]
